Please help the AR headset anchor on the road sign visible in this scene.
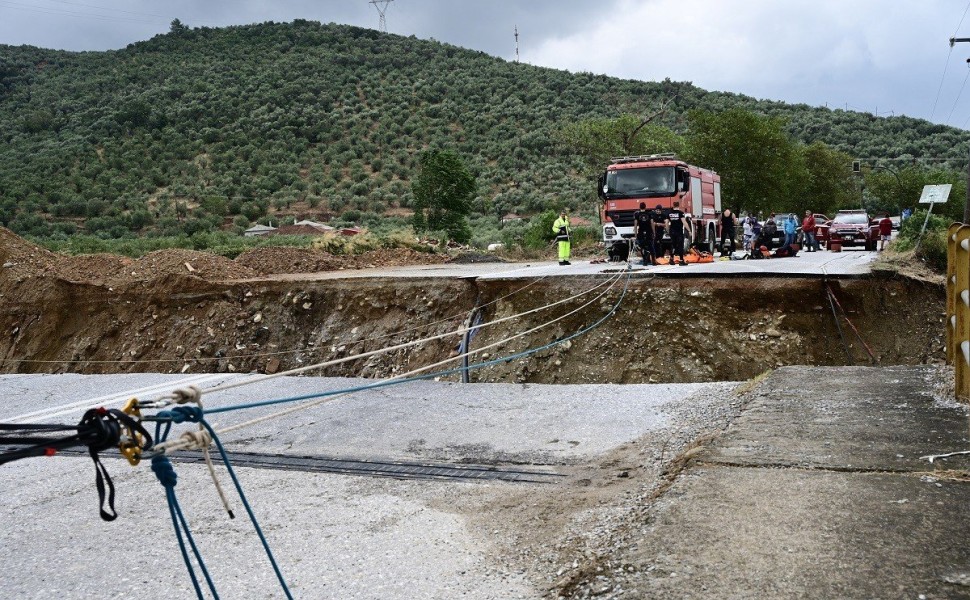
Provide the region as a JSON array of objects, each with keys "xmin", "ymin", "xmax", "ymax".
[{"xmin": 919, "ymin": 184, "xmax": 952, "ymax": 204}]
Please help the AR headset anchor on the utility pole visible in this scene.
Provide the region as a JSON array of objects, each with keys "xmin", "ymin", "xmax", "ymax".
[
  {"xmin": 949, "ymin": 37, "xmax": 970, "ymax": 222},
  {"xmin": 369, "ymin": 0, "xmax": 393, "ymax": 33}
]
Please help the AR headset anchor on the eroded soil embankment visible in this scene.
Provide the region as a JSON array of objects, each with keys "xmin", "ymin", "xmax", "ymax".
[{"xmin": 0, "ymin": 273, "xmax": 945, "ymax": 383}]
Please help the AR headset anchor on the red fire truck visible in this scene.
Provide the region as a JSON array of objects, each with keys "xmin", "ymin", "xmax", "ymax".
[{"xmin": 596, "ymin": 154, "xmax": 722, "ymax": 261}]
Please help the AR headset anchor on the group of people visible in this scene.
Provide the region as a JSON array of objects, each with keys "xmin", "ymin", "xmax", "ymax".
[
  {"xmin": 633, "ymin": 201, "xmax": 689, "ymax": 266},
  {"xmin": 553, "ymin": 204, "xmax": 898, "ymax": 266},
  {"xmin": 713, "ymin": 209, "xmax": 817, "ymax": 257},
  {"xmin": 733, "ymin": 211, "xmax": 821, "ymax": 255}
]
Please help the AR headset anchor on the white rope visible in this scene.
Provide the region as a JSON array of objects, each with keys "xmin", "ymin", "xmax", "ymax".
[
  {"xmin": 6, "ymin": 374, "xmax": 222, "ymax": 424},
  {"xmin": 337, "ymin": 274, "xmax": 548, "ymax": 347},
  {"xmin": 167, "ymin": 395, "xmax": 235, "ymax": 518},
  {"xmin": 171, "ymin": 386, "xmax": 202, "ymax": 405},
  {"xmin": 189, "ymin": 274, "xmax": 616, "ymax": 397},
  {"xmin": 1, "ymin": 278, "xmax": 552, "ymax": 367},
  {"xmin": 154, "ymin": 270, "xmax": 627, "ymax": 454}
]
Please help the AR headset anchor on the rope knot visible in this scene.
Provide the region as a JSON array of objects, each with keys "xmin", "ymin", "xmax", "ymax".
[
  {"xmin": 158, "ymin": 406, "xmax": 203, "ymax": 424},
  {"xmin": 179, "ymin": 429, "xmax": 212, "ymax": 451},
  {"xmin": 172, "ymin": 385, "xmax": 202, "ymax": 405},
  {"xmin": 151, "ymin": 455, "xmax": 178, "ymax": 488},
  {"xmin": 77, "ymin": 407, "xmax": 125, "ymax": 452}
]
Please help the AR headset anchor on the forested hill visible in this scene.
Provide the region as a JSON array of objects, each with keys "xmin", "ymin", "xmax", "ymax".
[{"xmin": 0, "ymin": 20, "xmax": 967, "ymax": 240}]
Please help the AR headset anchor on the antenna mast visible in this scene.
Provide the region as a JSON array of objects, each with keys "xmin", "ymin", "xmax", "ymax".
[
  {"xmin": 369, "ymin": 0, "xmax": 394, "ymax": 33},
  {"xmin": 514, "ymin": 25, "xmax": 519, "ymax": 63}
]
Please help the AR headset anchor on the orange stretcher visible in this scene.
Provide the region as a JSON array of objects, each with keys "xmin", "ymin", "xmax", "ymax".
[{"xmin": 654, "ymin": 249, "xmax": 714, "ymax": 265}]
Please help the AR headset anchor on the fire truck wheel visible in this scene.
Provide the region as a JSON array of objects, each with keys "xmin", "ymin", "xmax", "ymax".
[{"xmin": 608, "ymin": 241, "xmax": 629, "ymax": 262}]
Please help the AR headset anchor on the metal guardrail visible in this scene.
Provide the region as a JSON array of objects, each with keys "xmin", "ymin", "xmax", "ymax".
[{"xmin": 947, "ymin": 223, "xmax": 970, "ymax": 401}]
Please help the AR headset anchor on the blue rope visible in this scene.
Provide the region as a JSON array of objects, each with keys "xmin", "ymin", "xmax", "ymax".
[
  {"xmin": 151, "ymin": 454, "xmax": 219, "ymax": 600},
  {"xmin": 197, "ymin": 418, "xmax": 293, "ymax": 600},
  {"xmin": 153, "ymin": 406, "xmax": 293, "ymax": 600},
  {"xmin": 208, "ymin": 267, "xmax": 632, "ymax": 415}
]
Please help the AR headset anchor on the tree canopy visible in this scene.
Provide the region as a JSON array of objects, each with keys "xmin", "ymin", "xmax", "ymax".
[{"xmin": 411, "ymin": 149, "xmax": 475, "ymax": 242}]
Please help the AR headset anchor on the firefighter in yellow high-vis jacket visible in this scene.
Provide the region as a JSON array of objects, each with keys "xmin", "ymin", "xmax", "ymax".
[{"xmin": 552, "ymin": 210, "xmax": 571, "ymax": 265}]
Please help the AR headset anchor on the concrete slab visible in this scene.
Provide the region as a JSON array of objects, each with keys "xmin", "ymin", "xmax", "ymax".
[
  {"xmin": 701, "ymin": 366, "xmax": 970, "ymax": 472},
  {"xmin": 0, "ymin": 456, "xmax": 540, "ymax": 600},
  {"xmin": 592, "ymin": 365, "xmax": 970, "ymax": 599},
  {"xmin": 232, "ymin": 248, "xmax": 878, "ymax": 282},
  {"xmin": 621, "ymin": 466, "xmax": 970, "ymax": 599}
]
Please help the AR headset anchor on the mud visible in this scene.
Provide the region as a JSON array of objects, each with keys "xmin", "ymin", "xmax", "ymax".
[{"xmin": 0, "ymin": 226, "xmax": 947, "ymax": 382}]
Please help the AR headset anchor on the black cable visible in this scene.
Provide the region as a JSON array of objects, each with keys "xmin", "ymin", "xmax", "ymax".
[
  {"xmin": 1, "ymin": 408, "xmax": 153, "ymax": 521},
  {"xmin": 0, "ymin": 422, "xmax": 94, "ymax": 465}
]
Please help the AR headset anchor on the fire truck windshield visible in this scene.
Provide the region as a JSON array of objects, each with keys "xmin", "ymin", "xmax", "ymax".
[{"xmin": 604, "ymin": 167, "xmax": 676, "ymax": 198}]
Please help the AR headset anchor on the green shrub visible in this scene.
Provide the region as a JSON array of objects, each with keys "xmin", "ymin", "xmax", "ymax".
[
  {"xmin": 917, "ymin": 229, "xmax": 948, "ymax": 272},
  {"xmin": 894, "ymin": 209, "xmax": 952, "ymax": 271},
  {"xmin": 896, "ymin": 209, "xmax": 950, "ymax": 246},
  {"xmin": 523, "ymin": 210, "xmax": 558, "ymax": 249}
]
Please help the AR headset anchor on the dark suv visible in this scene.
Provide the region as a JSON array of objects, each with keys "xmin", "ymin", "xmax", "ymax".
[{"xmin": 828, "ymin": 210, "xmax": 878, "ymax": 251}]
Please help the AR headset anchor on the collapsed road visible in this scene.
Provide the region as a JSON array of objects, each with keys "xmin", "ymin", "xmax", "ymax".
[
  {"xmin": 0, "ymin": 225, "xmax": 948, "ymax": 383},
  {"xmin": 1, "ymin": 227, "xmax": 961, "ymax": 599}
]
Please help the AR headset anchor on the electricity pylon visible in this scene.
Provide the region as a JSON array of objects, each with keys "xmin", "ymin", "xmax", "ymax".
[{"xmin": 370, "ymin": 0, "xmax": 394, "ymax": 33}]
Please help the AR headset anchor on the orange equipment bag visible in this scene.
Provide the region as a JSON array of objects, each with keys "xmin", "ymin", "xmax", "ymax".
[{"xmin": 684, "ymin": 248, "xmax": 714, "ymax": 263}]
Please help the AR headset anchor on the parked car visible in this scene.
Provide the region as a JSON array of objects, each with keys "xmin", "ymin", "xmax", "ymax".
[
  {"xmin": 828, "ymin": 210, "xmax": 879, "ymax": 250},
  {"xmin": 890, "ymin": 216, "xmax": 901, "ymax": 231}
]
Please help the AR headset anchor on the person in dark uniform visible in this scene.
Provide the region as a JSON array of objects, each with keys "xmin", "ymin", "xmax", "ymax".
[
  {"xmin": 719, "ymin": 208, "xmax": 737, "ymax": 255},
  {"xmin": 633, "ymin": 202, "xmax": 656, "ymax": 266},
  {"xmin": 651, "ymin": 203, "xmax": 666, "ymax": 260},
  {"xmin": 665, "ymin": 201, "xmax": 688, "ymax": 265}
]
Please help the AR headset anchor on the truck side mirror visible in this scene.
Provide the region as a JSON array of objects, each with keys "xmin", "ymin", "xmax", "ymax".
[{"xmin": 597, "ymin": 173, "xmax": 606, "ymax": 199}]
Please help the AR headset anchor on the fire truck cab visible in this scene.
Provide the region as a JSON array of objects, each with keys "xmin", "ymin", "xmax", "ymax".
[{"xmin": 597, "ymin": 154, "xmax": 722, "ymax": 261}]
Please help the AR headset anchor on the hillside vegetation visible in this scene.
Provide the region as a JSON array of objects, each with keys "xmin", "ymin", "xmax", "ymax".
[{"xmin": 1, "ymin": 20, "xmax": 969, "ymax": 247}]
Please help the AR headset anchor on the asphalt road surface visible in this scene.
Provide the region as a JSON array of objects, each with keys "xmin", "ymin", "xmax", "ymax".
[
  {"xmin": 1, "ymin": 373, "xmax": 737, "ymax": 599},
  {"xmin": 254, "ymin": 248, "xmax": 878, "ymax": 282}
]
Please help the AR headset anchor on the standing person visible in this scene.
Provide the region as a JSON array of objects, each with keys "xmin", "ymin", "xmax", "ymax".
[
  {"xmin": 552, "ymin": 209, "xmax": 571, "ymax": 265},
  {"xmin": 878, "ymin": 214, "xmax": 893, "ymax": 251},
  {"xmin": 780, "ymin": 213, "xmax": 798, "ymax": 252},
  {"xmin": 718, "ymin": 208, "xmax": 737, "ymax": 255},
  {"xmin": 801, "ymin": 210, "xmax": 819, "ymax": 252},
  {"xmin": 750, "ymin": 215, "xmax": 762, "ymax": 248},
  {"xmin": 742, "ymin": 216, "xmax": 754, "ymax": 251},
  {"xmin": 665, "ymin": 201, "xmax": 688, "ymax": 265},
  {"xmin": 633, "ymin": 202, "xmax": 656, "ymax": 265},
  {"xmin": 651, "ymin": 203, "xmax": 666, "ymax": 260},
  {"xmin": 902, "ymin": 207, "xmax": 912, "ymax": 222}
]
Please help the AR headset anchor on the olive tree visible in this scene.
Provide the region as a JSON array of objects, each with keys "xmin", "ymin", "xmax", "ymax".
[
  {"xmin": 411, "ymin": 149, "xmax": 476, "ymax": 243},
  {"xmin": 685, "ymin": 108, "xmax": 805, "ymax": 215}
]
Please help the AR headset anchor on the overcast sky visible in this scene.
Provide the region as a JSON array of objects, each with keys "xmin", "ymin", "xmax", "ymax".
[{"xmin": 2, "ymin": 0, "xmax": 970, "ymax": 128}]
